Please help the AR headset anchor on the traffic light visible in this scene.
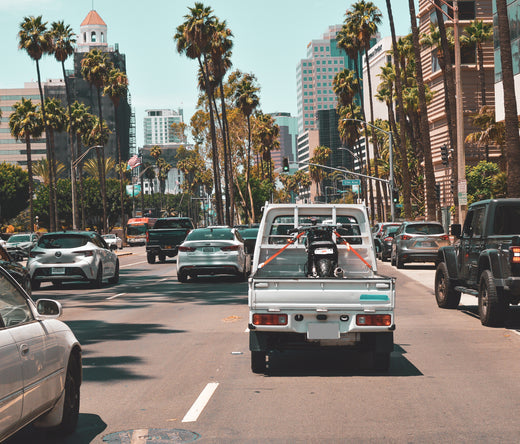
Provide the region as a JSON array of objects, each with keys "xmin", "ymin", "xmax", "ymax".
[
  {"xmin": 435, "ymin": 183, "xmax": 441, "ymax": 202},
  {"xmin": 393, "ymin": 189, "xmax": 399, "ymax": 203},
  {"xmin": 440, "ymin": 144, "xmax": 449, "ymax": 166},
  {"xmin": 282, "ymin": 157, "xmax": 289, "ymax": 172},
  {"xmin": 450, "ymin": 179, "xmax": 455, "ymax": 194}
]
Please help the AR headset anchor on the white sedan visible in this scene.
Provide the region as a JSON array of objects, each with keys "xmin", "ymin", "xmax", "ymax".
[
  {"xmin": 102, "ymin": 233, "xmax": 123, "ymax": 250},
  {"xmin": 0, "ymin": 266, "xmax": 82, "ymax": 441},
  {"xmin": 176, "ymin": 227, "xmax": 251, "ymax": 282},
  {"xmin": 27, "ymin": 231, "xmax": 119, "ymax": 290}
]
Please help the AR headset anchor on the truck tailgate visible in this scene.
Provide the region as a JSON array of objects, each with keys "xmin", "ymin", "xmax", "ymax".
[{"xmin": 250, "ymin": 277, "xmax": 395, "ymax": 311}]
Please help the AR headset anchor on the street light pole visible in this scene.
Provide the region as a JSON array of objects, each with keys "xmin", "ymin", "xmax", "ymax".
[
  {"xmin": 71, "ymin": 145, "xmax": 102, "ymax": 230},
  {"xmin": 342, "ymin": 118, "xmax": 394, "ymax": 221}
]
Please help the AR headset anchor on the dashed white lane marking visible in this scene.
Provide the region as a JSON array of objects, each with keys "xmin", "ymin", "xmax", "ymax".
[
  {"xmin": 121, "ymin": 260, "xmax": 148, "ymax": 268},
  {"xmin": 107, "ymin": 293, "xmax": 126, "ymax": 300},
  {"xmin": 130, "ymin": 428, "xmax": 148, "ymax": 444},
  {"xmin": 182, "ymin": 382, "xmax": 219, "ymax": 423}
]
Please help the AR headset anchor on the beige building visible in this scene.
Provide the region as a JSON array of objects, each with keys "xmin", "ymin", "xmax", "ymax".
[{"xmin": 418, "ymin": 0, "xmax": 497, "ymax": 208}]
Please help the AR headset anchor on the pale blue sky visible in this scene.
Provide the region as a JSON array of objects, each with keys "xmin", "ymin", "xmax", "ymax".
[{"xmin": 0, "ymin": 0, "xmax": 415, "ymax": 147}]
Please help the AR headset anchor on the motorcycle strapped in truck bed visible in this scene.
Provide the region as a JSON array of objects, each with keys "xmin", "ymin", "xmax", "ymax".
[{"xmin": 248, "ymin": 203, "xmax": 396, "ymax": 373}]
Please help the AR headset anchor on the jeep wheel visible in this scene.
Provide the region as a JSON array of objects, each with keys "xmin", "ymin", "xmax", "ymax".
[
  {"xmin": 479, "ymin": 269, "xmax": 508, "ymax": 327},
  {"xmin": 435, "ymin": 262, "xmax": 461, "ymax": 309},
  {"xmin": 251, "ymin": 351, "xmax": 266, "ymax": 374},
  {"xmin": 147, "ymin": 253, "xmax": 156, "ymax": 264}
]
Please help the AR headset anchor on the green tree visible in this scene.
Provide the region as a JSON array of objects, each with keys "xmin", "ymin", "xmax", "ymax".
[
  {"xmin": 310, "ymin": 146, "xmax": 331, "ymax": 199},
  {"xmin": 9, "ymin": 98, "xmax": 43, "ymax": 231},
  {"xmin": 0, "ymin": 163, "xmax": 30, "ymax": 226},
  {"xmin": 466, "ymin": 161, "xmax": 506, "ymax": 204},
  {"xmin": 81, "ymin": 48, "xmax": 114, "ymax": 232},
  {"xmin": 18, "ymin": 15, "xmax": 56, "ymax": 230}
]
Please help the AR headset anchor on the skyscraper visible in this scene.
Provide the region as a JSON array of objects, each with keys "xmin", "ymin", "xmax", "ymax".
[
  {"xmin": 143, "ymin": 109, "xmax": 184, "ymax": 145},
  {"xmin": 269, "ymin": 112, "xmax": 298, "ymax": 169}
]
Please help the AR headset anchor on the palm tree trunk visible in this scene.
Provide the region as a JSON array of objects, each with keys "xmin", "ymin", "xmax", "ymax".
[
  {"xmin": 35, "ymin": 60, "xmax": 55, "ymax": 232},
  {"xmin": 25, "ymin": 135, "xmax": 34, "ymax": 231},
  {"xmin": 76, "ymin": 134, "xmax": 86, "ymax": 230},
  {"xmin": 114, "ymin": 103, "xmax": 126, "ymax": 244},
  {"xmin": 409, "ymin": 0, "xmax": 437, "ymax": 220},
  {"xmin": 477, "ymin": 43, "xmax": 486, "ymax": 107},
  {"xmin": 387, "ymin": 0, "xmax": 413, "ymax": 220},
  {"xmin": 496, "ymin": 0, "xmax": 520, "ymax": 197},
  {"xmin": 96, "ymin": 88, "xmax": 108, "ymax": 234}
]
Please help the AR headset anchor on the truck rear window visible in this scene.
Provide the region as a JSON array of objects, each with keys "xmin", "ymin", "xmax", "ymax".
[
  {"xmin": 154, "ymin": 219, "xmax": 193, "ymax": 229},
  {"xmin": 493, "ymin": 205, "xmax": 520, "ymax": 235}
]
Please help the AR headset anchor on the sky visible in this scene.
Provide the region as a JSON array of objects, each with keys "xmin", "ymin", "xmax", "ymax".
[{"xmin": 0, "ymin": 0, "xmax": 415, "ymax": 148}]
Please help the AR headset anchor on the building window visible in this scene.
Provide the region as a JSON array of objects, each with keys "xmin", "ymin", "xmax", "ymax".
[
  {"xmin": 101, "ymin": 32, "xmax": 105, "ymax": 43},
  {"xmin": 91, "ymin": 31, "xmax": 96, "ymax": 42}
]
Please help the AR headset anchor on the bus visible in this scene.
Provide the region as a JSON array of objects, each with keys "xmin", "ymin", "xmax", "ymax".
[{"xmin": 126, "ymin": 217, "xmax": 158, "ymax": 246}]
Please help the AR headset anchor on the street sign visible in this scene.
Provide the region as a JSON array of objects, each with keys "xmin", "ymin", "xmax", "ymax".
[
  {"xmin": 342, "ymin": 179, "xmax": 361, "ymax": 186},
  {"xmin": 126, "ymin": 184, "xmax": 141, "ymax": 196},
  {"xmin": 458, "ymin": 192, "xmax": 468, "ymax": 205}
]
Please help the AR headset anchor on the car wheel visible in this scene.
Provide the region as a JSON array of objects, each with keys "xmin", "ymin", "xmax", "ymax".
[
  {"xmin": 158, "ymin": 253, "xmax": 166, "ymax": 263},
  {"xmin": 396, "ymin": 254, "xmax": 405, "ymax": 269},
  {"xmin": 56, "ymin": 354, "xmax": 80, "ymax": 435},
  {"xmin": 434, "ymin": 262, "xmax": 461, "ymax": 309},
  {"xmin": 251, "ymin": 351, "xmax": 266, "ymax": 374},
  {"xmin": 91, "ymin": 264, "xmax": 103, "ymax": 288},
  {"xmin": 108, "ymin": 260, "xmax": 120, "ymax": 284},
  {"xmin": 390, "ymin": 252, "xmax": 396, "ymax": 266},
  {"xmin": 177, "ymin": 270, "xmax": 188, "ymax": 283},
  {"xmin": 31, "ymin": 279, "xmax": 41, "ymax": 291},
  {"xmin": 147, "ymin": 253, "xmax": 156, "ymax": 264},
  {"xmin": 479, "ymin": 269, "xmax": 508, "ymax": 327}
]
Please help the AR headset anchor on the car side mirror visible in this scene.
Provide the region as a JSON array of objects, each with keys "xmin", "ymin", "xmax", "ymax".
[
  {"xmin": 36, "ymin": 299, "xmax": 62, "ymax": 318},
  {"xmin": 451, "ymin": 224, "xmax": 462, "ymax": 239}
]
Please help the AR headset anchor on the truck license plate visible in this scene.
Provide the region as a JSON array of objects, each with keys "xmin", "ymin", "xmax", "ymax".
[
  {"xmin": 307, "ymin": 323, "xmax": 340, "ymax": 340},
  {"xmin": 52, "ymin": 267, "xmax": 65, "ymax": 275}
]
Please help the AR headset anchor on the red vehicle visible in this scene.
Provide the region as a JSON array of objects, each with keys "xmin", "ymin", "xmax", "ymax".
[{"xmin": 126, "ymin": 217, "xmax": 157, "ymax": 246}]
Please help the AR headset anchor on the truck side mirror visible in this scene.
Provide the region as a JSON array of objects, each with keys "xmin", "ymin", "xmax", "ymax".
[{"xmin": 451, "ymin": 224, "xmax": 462, "ymax": 238}]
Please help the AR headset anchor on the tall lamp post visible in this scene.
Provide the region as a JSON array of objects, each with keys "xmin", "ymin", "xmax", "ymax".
[
  {"xmin": 71, "ymin": 145, "xmax": 102, "ymax": 230},
  {"xmin": 342, "ymin": 118, "xmax": 394, "ymax": 222}
]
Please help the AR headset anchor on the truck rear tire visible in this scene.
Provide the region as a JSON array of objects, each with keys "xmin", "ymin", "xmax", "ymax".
[
  {"xmin": 158, "ymin": 253, "xmax": 166, "ymax": 263},
  {"xmin": 147, "ymin": 253, "xmax": 156, "ymax": 264},
  {"xmin": 435, "ymin": 262, "xmax": 461, "ymax": 309},
  {"xmin": 479, "ymin": 269, "xmax": 508, "ymax": 327},
  {"xmin": 251, "ymin": 351, "xmax": 266, "ymax": 374}
]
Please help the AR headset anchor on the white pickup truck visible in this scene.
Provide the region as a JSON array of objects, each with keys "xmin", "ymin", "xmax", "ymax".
[{"xmin": 248, "ymin": 203, "xmax": 396, "ymax": 373}]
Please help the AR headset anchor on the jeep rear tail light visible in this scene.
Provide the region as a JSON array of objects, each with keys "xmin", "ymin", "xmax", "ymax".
[
  {"xmin": 252, "ymin": 313, "xmax": 288, "ymax": 325},
  {"xmin": 356, "ymin": 314, "xmax": 391, "ymax": 326},
  {"xmin": 510, "ymin": 246, "xmax": 520, "ymax": 264}
]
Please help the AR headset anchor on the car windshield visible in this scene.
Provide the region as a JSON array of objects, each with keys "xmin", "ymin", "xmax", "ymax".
[
  {"xmin": 38, "ymin": 234, "xmax": 89, "ymax": 249},
  {"xmin": 154, "ymin": 219, "xmax": 193, "ymax": 229},
  {"xmin": 238, "ymin": 228, "xmax": 258, "ymax": 239},
  {"xmin": 405, "ymin": 224, "xmax": 444, "ymax": 235},
  {"xmin": 186, "ymin": 228, "xmax": 234, "ymax": 241},
  {"xmin": 384, "ymin": 226, "xmax": 400, "ymax": 236},
  {"xmin": 103, "ymin": 234, "xmax": 116, "ymax": 239},
  {"xmin": 8, "ymin": 234, "xmax": 30, "ymax": 243}
]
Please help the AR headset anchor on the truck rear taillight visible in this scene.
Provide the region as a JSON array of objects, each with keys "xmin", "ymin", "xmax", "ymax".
[
  {"xmin": 510, "ymin": 246, "xmax": 520, "ymax": 264},
  {"xmin": 253, "ymin": 313, "xmax": 288, "ymax": 326},
  {"xmin": 356, "ymin": 314, "xmax": 391, "ymax": 326}
]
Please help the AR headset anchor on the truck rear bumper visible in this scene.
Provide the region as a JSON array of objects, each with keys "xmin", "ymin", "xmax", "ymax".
[
  {"xmin": 249, "ymin": 330, "xmax": 393, "ymax": 353},
  {"xmin": 146, "ymin": 245, "xmax": 178, "ymax": 256}
]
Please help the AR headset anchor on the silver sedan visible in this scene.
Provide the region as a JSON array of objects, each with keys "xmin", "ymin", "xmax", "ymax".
[
  {"xmin": 27, "ymin": 231, "xmax": 119, "ymax": 290},
  {"xmin": 102, "ymin": 233, "xmax": 123, "ymax": 250},
  {"xmin": 176, "ymin": 227, "xmax": 251, "ymax": 282}
]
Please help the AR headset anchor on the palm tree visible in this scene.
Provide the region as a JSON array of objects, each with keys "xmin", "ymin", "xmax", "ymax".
[
  {"xmin": 309, "ymin": 146, "xmax": 331, "ymax": 200},
  {"xmin": 461, "ymin": 20, "xmax": 493, "ymax": 108},
  {"xmin": 104, "ymin": 67, "xmax": 129, "ymax": 241},
  {"xmin": 345, "ymin": 1, "xmax": 384, "ymax": 220},
  {"xmin": 174, "ymin": 3, "xmax": 224, "ymax": 224},
  {"xmin": 81, "ymin": 48, "xmax": 114, "ymax": 233},
  {"xmin": 83, "ymin": 157, "xmax": 116, "ymax": 180},
  {"xmin": 385, "ymin": 0, "xmax": 413, "ymax": 220},
  {"xmin": 408, "ymin": 0, "xmax": 437, "ymax": 220},
  {"xmin": 69, "ymin": 101, "xmax": 94, "ymax": 229},
  {"xmin": 466, "ymin": 106, "xmax": 506, "ymax": 154},
  {"xmin": 18, "ymin": 15, "xmax": 56, "ymax": 231},
  {"xmin": 9, "ymin": 98, "xmax": 43, "ymax": 230},
  {"xmin": 234, "ymin": 73, "xmax": 260, "ymax": 223},
  {"xmin": 496, "ymin": 0, "xmax": 520, "ymax": 197}
]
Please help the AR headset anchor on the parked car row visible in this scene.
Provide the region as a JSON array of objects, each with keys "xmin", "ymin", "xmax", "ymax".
[{"xmin": 374, "ymin": 220, "xmax": 450, "ymax": 268}]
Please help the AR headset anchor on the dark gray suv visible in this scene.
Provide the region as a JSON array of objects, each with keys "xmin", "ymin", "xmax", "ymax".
[{"xmin": 391, "ymin": 221, "xmax": 450, "ymax": 268}]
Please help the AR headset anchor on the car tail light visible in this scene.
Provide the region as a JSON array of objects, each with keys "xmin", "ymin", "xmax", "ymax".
[
  {"xmin": 440, "ymin": 234, "xmax": 449, "ymax": 241},
  {"xmin": 253, "ymin": 313, "xmax": 288, "ymax": 325},
  {"xmin": 510, "ymin": 246, "xmax": 520, "ymax": 264},
  {"xmin": 400, "ymin": 235, "xmax": 412, "ymax": 240},
  {"xmin": 384, "ymin": 236, "xmax": 393, "ymax": 242},
  {"xmin": 221, "ymin": 245, "xmax": 240, "ymax": 251},
  {"xmin": 356, "ymin": 314, "xmax": 392, "ymax": 326},
  {"xmin": 146, "ymin": 231, "xmax": 149, "ymax": 243},
  {"xmin": 179, "ymin": 246, "xmax": 196, "ymax": 252},
  {"xmin": 74, "ymin": 250, "xmax": 94, "ymax": 257}
]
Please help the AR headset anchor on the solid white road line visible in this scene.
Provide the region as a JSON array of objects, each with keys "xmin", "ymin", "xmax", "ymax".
[
  {"xmin": 182, "ymin": 382, "xmax": 219, "ymax": 423},
  {"xmin": 121, "ymin": 260, "xmax": 148, "ymax": 268}
]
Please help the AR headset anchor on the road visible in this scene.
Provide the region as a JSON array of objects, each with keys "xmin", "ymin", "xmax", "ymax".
[{"xmin": 7, "ymin": 248, "xmax": 520, "ymax": 443}]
